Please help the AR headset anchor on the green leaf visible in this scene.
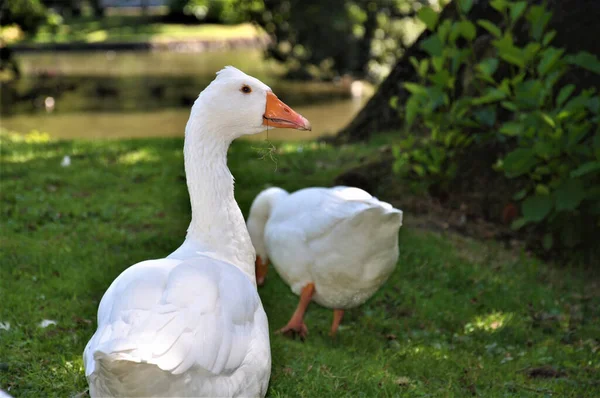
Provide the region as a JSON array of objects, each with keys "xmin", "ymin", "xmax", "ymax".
[
  {"xmin": 501, "ymin": 101, "xmax": 518, "ymax": 111},
  {"xmin": 511, "ymin": 72, "xmax": 526, "ymax": 86},
  {"xmin": 405, "ymin": 96, "xmax": 420, "ymax": 128},
  {"xmin": 542, "ymin": 233, "xmax": 554, "ymax": 250},
  {"xmin": 542, "ymin": 30, "xmax": 556, "ymax": 46},
  {"xmin": 522, "ymin": 195, "xmax": 553, "ymax": 222},
  {"xmin": 566, "ymin": 51, "xmax": 600, "ymax": 74},
  {"xmin": 418, "ymin": 6, "xmax": 439, "ymax": 31},
  {"xmin": 450, "ymin": 48, "xmax": 470, "ymax": 75},
  {"xmin": 514, "ymin": 79, "xmax": 544, "ymax": 108},
  {"xmin": 537, "ymin": 47, "xmax": 564, "ymax": 76},
  {"xmin": 499, "ymin": 121, "xmax": 523, "ymax": 136},
  {"xmin": 389, "ymin": 96, "xmax": 399, "ymax": 109},
  {"xmin": 490, "ymin": 0, "xmax": 508, "ymax": 12},
  {"xmin": 570, "ymin": 161, "xmax": 600, "ymax": 178},
  {"xmin": 437, "ymin": 20, "xmax": 452, "ymax": 43},
  {"xmin": 533, "ymin": 140, "xmax": 555, "ymax": 159},
  {"xmin": 392, "ymin": 157, "xmax": 409, "ymax": 174},
  {"xmin": 477, "ymin": 58, "xmax": 499, "ymax": 77},
  {"xmin": 502, "ymin": 148, "xmax": 537, "ymax": 177},
  {"xmin": 556, "ymin": 84, "xmax": 575, "ymax": 106},
  {"xmin": 429, "ymin": 70, "xmax": 453, "ymax": 89},
  {"xmin": 458, "ymin": 0, "xmax": 474, "ymax": 14},
  {"xmin": 409, "ymin": 56, "xmax": 420, "ymax": 72},
  {"xmin": 428, "ymin": 57, "xmax": 444, "ymax": 73},
  {"xmin": 477, "ymin": 19, "xmax": 502, "ymax": 38},
  {"xmin": 472, "ymin": 88, "xmax": 506, "ymax": 105},
  {"xmin": 511, "ymin": 218, "xmax": 528, "ymax": 230},
  {"xmin": 509, "ymin": 1, "xmax": 527, "ymax": 23},
  {"xmin": 523, "ymin": 43, "xmax": 541, "ymax": 63},
  {"xmin": 420, "ymin": 35, "xmax": 444, "ymax": 57},
  {"xmin": 513, "ymin": 188, "xmax": 529, "ymax": 200},
  {"xmin": 498, "ymin": 46, "xmax": 525, "ymax": 68},
  {"xmin": 535, "ymin": 184, "xmax": 550, "ymax": 196},
  {"xmin": 540, "ymin": 112, "xmax": 555, "ymax": 128},
  {"xmin": 554, "ymin": 179, "xmax": 586, "ymax": 212},
  {"xmin": 412, "ymin": 164, "xmax": 426, "ymax": 176},
  {"xmin": 448, "ymin": 21, "xmax": 462, "ymax": 44},
  {"xmin": 418, "ymin": 59, "xmax": 429, "ymax": 77},
  {"xmin": 459, "ymin": 20, "xmax": 477, "ymax": 41},
  {"xmin": 403, "ymin": 82, "xmax": 427, "ymax": 95},
  {"xmin": 425, "ymin": 86, "xmax": 448, "ymax": 109},
  {"xmin": 527, "ymin": 5, "xmax": 552, "ymax": 41},
  {"xmin": 493, "ymin": 35, "xmax": 525, "ymax": 67}
]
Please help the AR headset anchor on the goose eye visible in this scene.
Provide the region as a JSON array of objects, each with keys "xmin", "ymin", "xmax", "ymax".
[{"xmin": 240, "ymin": 85, "xmax": 252, "ymax": 94}]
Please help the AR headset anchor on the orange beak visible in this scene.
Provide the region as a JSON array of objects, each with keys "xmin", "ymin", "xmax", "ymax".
[
  {"xmin": 255, "ymin": 255, "xmax": 269, "ymax": 287},
  {"xmin": 263, "ymin": 91, "xmax": 311, "ymax": 131}
]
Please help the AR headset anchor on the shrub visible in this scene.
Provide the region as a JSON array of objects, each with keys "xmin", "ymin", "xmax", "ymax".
[
  {"xmin": 0, "ymin": 0, "xmax": 48, "ymax": 33},
  {"xmin": 392, "ymin": 0, "xmax": 600, "ymax": 260}
]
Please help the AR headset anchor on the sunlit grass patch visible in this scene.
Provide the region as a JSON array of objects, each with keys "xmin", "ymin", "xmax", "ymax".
[
  {"xmin": 117, "ymin": 148, "xmax": 161, "ymax": 165},
  {"xmin": 464, "ymin": 311, "xmax": 513, "ymax": 334}
]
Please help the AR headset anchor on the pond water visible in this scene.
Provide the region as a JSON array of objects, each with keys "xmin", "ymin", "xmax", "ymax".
[{"xmin": 1, "ymin": 50, "xmax": 369, "ymax": 141}]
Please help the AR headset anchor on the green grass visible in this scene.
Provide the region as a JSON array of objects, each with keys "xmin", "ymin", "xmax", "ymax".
[
  {"xmin": 9, "ymin": 16, "xmax": 260, "ymax": 45},
  {"xmin": 1, "ymin": 131, "xmax": 599, "ymax": 397}
]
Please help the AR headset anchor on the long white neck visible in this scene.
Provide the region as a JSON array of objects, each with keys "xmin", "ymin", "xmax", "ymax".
[{"xmin": 170, "ymin": 105, "xmax": 256, "ymax": 282}]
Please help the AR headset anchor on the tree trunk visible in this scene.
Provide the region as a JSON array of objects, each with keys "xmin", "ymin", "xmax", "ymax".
[
  {"xmin": 91, "ymin": 0, "xmax": 105, "ymax": 17},
  {"xmin": 336, "ymin": 0, "xmax": 600, "ymax": 143}
]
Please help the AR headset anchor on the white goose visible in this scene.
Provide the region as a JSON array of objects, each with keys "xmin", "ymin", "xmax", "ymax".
[
  {"xmin": 83, "ymin": 67, "xmax": 311, "ymax": 397},
  {"xmin": 247, "ymin": 186, "xmax": 402, "ymax": 338}
]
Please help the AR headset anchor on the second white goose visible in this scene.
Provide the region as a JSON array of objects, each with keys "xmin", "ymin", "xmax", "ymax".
[{"xmin": 247, "ymin": 186, "xmax": 403, "ymax": 338}]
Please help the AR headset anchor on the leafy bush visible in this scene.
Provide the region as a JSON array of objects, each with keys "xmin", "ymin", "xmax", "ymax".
[
  {"xmin": 393, "ymin": 0, "xmax": 600, "ymax": 258},
  {"xmin": 1, "ymin": 0, "xmax": 48, "ymax": 33},
  {"xmin": 168, "ymin": 0, "xmax": 243, "ymax": 24}
]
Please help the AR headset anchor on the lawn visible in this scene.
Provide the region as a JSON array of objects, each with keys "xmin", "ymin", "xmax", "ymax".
[
  {"xmin": 0, "ymin": 130, "xmax": 599, "ymax": 397},
  {"xmin": 5, "ymin": 15, "xmax": 261, "ymax": 45}
]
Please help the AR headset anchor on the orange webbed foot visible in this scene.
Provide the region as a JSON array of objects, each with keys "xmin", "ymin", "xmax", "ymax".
[
  {"xmin": 276, "ymin": 283, "xmax": 314, "ymax": 340},
  {"xmin": 276, "ymin": 321, "xmax": 309, "ymax": 340}
]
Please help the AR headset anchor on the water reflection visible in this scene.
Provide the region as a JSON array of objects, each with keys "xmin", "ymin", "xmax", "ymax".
[{"xmin": 2, "ymin": 50, "xmax": 369, "ymax": 140}]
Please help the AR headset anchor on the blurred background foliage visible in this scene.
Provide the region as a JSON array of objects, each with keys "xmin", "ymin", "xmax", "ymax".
[
  {"xmin": 1, "ymin": 0, "xmax": 432, "ymax": 82},
  {"xmin": 237, "ymin": 0, "xmax": 430, "ymax": 81}
]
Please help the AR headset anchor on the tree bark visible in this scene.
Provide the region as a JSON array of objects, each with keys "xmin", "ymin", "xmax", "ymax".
[{"xmin": 336, "ymin": 0, "xmax": 600, "ymax": 143}]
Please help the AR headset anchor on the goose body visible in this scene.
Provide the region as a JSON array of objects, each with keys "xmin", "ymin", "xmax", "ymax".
[
  {"xmin": 247, "ymin": 186, "xmax": 403, "ymax": 337},
  {"xmin": 84, "ymin": 255, "xmax": 270, "ymax": 397},
  {"xmin": 83, "ymin": 67, "xmax": 311, "ymax": 397}
]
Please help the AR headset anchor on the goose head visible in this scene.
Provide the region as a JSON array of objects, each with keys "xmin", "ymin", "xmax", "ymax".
[{"xmin": 189, "ymin": 66, "xmax": 311, "ymax": 140}]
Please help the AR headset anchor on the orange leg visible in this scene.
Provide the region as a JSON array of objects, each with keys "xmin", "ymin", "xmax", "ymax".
[
  {"xmin": 329, "ymin": 309, "xmax": 344, "ymax": 337},
  {"xmin": 255, "ymin": 256, "xmax": 268, "ymax": 287},
  {"xmin": 277, "ymin": 283, "xmax": 315, "ymax": 340}
]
